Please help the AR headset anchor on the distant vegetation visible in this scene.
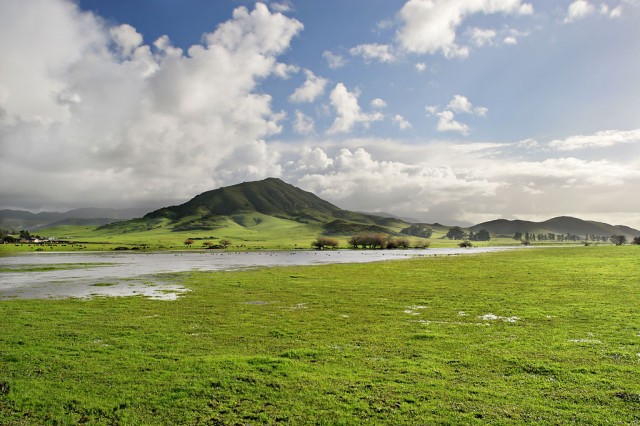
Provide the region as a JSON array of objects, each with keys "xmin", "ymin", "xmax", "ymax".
[{"xmin": 2, "ymin": 178, "xmax": 640, "ymax": 252}]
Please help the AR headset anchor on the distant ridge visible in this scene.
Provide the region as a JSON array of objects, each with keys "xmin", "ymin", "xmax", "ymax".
[
  {"xmin": 0, "ymin": 207, "xmax": 150, "ymax": 231},
  {"xmin": 472, "ymin": 216, "xmax": 640, "ymax": 238}
]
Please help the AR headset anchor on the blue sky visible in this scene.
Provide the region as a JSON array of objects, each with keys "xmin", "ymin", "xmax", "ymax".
[{"xmin": 1, "ymin": 0, "xmax": 639, "ymax": 226}]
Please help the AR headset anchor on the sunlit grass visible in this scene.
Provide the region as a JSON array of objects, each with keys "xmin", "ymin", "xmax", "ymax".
[{"xmin": 1, "ymin": 246, "xmax": 639, "ymax": 423}]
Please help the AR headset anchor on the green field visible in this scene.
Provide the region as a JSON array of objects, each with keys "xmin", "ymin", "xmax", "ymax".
[
  {"xmin": 1, "ymin": 246, "xmax": 639, "ymax": 424},
  {"xmin": 1, "ymin": 215, "xmax": 550, "ymax": 254}
]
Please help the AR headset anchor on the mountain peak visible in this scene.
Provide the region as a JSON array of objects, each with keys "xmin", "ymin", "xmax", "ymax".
[{"xmin": 144, "ymin": 177, "xmax": 341, "ymax": 221}]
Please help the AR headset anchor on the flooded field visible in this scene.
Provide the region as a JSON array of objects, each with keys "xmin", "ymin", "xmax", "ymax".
[{"xmin": 0, "ymin": 247, "xmax": 517, "ymax": 300}]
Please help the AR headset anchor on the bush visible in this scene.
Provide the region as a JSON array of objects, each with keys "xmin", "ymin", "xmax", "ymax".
[
  {"xmin": 348, "ymin": 233, "xmax": 388, "ymax": 249},
  {"xmin": 458, "ymin": 241, "xmax": 473, "ymax": 248},
  {"xmin": 311, "ymin": 236, "xmax": 339, "ymax": 250},
  {"xmin": 632, "ymin": 236, "xmax": 640, "ymax": 245}
]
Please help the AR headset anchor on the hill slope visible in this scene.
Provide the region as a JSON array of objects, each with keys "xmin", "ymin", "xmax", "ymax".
[
  {"xmin": 102, "ymin": 178, "xmax": 408, "ymax": 235},
  {"xmin": 472, "ymin": 216, "xmax": 640, "ymax": 239}
]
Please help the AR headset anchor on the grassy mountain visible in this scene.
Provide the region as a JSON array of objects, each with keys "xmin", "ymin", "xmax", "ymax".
[
  {"xmin": 101, "ymin": 178, "xmax": 408, "ymax": 235},
  {"xmin": 472, "ymin": 216, "xmax": 640, "ymax": 238}
]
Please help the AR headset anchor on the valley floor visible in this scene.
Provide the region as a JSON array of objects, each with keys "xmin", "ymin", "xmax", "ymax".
[{"xmin": 1, "ymin": 246, "xmax": 639, "ymax": 424}]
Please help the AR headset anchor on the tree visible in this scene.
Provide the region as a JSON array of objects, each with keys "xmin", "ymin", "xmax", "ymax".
[
  {"xmin": 610, "ymin": 235, "xmax": 626, "ymax": 246},
  {"xmin": 400, "ymin": 225, "xmax": 432, "ymax": 239},
  {"xmin": 474, "ymin": 229, "xmax": 491, "ymax": 241},
  {"xmin": 184, "ymin": 239, "xmax": 195, "ymax": 247},
  {"xmin": 513, "ymin": 232, "xmax": 522, "ymax": 241},
  {"xmin": 446, "ymin": 227, "xmax": 465, "ymax": 240},
  {"xmin": 311, "ymin": 236, "xmax": 339, "ymax": 250},
  {"xmin": 19, "ymin": 230, "xmax": 31, "ymax": 240},
  {"xmin": 219, "ymin": 239, "xmax": 232, "ymax": 249},
  {"xmin": 632, "ymin": 236, "xmax": 640, "ymax": 245}
]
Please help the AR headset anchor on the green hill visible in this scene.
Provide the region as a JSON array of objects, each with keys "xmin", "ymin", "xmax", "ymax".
[
  {"xmin": 97, "ymin": 178, "xmax": 409, "ymax": 240},
  {"xmin": 472, "ymin": 216, "xmax": 640, "ymax": 239}
]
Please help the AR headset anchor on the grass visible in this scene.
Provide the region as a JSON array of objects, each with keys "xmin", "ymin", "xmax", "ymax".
[
  {"xmin": 0, "ymin": 263, "xmax": 113, "ymax": 273},
  {"xmin": 2, "ymin": 216, "xmax": 572, "ymax": 254},
  {"xmin": 1, "ymin": 246, "xmax": 639, "ymax": 424}
]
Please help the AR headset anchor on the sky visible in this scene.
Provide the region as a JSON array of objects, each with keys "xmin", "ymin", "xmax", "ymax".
[{"xmin": 1, "ymin": 0, "xmax": 639, "ymax": 227}]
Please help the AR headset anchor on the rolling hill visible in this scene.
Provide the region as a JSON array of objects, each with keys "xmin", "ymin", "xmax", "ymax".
[
  {"xmin": 472, "ymin": 216, "xmax": 640, "ymax": 239},
  {"xmin": 101, "ymin": 178, "xmax": 409, "ymax": 235},
  {"xmin": 0, "ymin": 207, "xmax": 151, "ymax": 231}
]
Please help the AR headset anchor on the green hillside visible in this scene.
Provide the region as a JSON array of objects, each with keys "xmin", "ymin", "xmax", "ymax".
[
  {"xmin": 473, "ymin": 216, "xmax": 640, "ymax": 239},
  {"xmin": 98, "ymin": 178, "xmax": 410, "ymax": 239}
]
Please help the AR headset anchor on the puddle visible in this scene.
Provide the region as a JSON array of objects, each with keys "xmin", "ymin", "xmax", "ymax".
[{"xmin": 1, "ymin": 247, "xmax": 520, "ymax": 300}]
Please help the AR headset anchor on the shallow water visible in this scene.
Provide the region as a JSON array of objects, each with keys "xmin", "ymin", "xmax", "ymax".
[{"xmin": 0, "ymin": 247, "xmax": 516, "ymax": 300}]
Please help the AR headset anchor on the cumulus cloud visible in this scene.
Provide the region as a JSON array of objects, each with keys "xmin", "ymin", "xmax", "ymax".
[
  {"xmin": 564, "ymin": 0, "xmax": 595, "ymax": 23},
  {"xmin": 289, "ymin": 69, "xmax": 327, "ymax": 103},
  {"xmin": 349, "ymin": 43, "xmax": 397, "ymax": 63},
  {"xmin": 392, "ymin": 114, "xmax": 412, "ymax": 130},
  {"xmin": 322, "ymin": 50, "xmax": 346, "ymax": 69},
  {"xmin": 327, "ymin": 83, "xmax": 384, "ymax": 134},
  {"xmin": 293, "ymin": 110, "xmax": 315, "ymax": 134},
  {"xmin": 0, "ymin": 0, "xmax": 303, "ymax": 208},
  {"xmin": 548, "ymin": 129, "xmax": 640, "ymax": 151},
  {"xmin": 280, "ymin": 139, "xmax": 640, "ymax": 226},
  {"xmin": 292, "ymin": 147, "xmax": 502, "ymax": 218},
  {"xmin": 436, "ymin": 111, "xmax": 470, "ymax": 135},
  {"xmin": 268, "ymin": 1, "xmax": 293, "ymax": 13},
  {"xmin": 467, "ymin": 27, "xmax": 496, "ymax": 47},
  {"xmin": 370, "ymin": 98, "xmax": 387, "ymax": 108},
  {"xmin": 428, "ymin": 95, "xmax": 487, "ymax": 135},
  {"xmin": 396, "ymin": 0, "xmax": 533, "ymax": 58},
  {"xmin": 415, "ymin": 62, "xmax": 427, "ymax": 72}
]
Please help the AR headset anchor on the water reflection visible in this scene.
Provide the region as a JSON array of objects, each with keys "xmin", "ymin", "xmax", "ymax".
[{"xmin": 0, "ymin": 248, "xmax": 515, "ymax": 300}]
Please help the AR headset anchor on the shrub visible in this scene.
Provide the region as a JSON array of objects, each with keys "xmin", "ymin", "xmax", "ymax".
[
  {"xmin": 349, "ymin": 233, "xmax": 388, "ymax": 249},
  {"xmin": 632, "ymin": 236, "xmax": 640, "ymax": 245},
  {"xmin": 311, "ymin": 236, "xmax": 339, "ymax": 250},
  {"xmin": 458, "ymin": 241, "xmax": 473, "ymax": 248}
]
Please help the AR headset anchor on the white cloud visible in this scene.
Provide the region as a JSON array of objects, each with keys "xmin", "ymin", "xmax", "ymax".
[
  {"xmin": 289, "ymin": 69, "xmax": 327, "ymax": 103},
  {"xmin": 293, "ymin": 110, "xmax": 315, "ymax": 134},
  {"xmin": 349, "ymin": 43, "xmax": 397, "ymax": 63},
  {"xmin": 467, "ymin": 27, "xmax": 496, "ymax": 47},
  {"xmin": 446, "ymin": 94, "xmax": 474, "ymax": 113},
  {"xmin": 425, "ymin": 105, "xmax": 439, "ymax": 116},
  {"xmin": 0, "ymin": 1, "xmax": 303, "ymax": 208},
  {"xmin": 437, "ymin": 110, "xmax": 470, "ymax": 135},
  {"xmin": 392, "ymin": 114, "xmax": 412, "ymax": 130},
  {"xmin": 609, "ymin": 5, "xmax": 623, "ymax": 17},
  {"xmin": 297, "ymin": 147, "xmax": 334, "ymax": 171},
  {"xmin": 322, "ymin": 50, "xmax": 346, "ymax": 69},
  {"xmin": 289, "ymin": 146, "xmax": 503, "ymax": 223},
  {"xmin": 503, "ymin": 36, "xmax": 518, "ymax": 45},
  {"xmin": 548, "ymin": 129, "xmax": 640, "ymax": 151},
  {"xmin": 268, "ymin": 1, "xmax": 293, "ymax": 13},
  {"xmin": 396, "ymin": 0, "xmax": 533, "ymax": 58},
  {"xmin": 273, "ymin": 62, "xmax": 300, "ymax": 79},
  {"xmin": 564, "ymin": 0, "xmax": 595, "ymax": 23},
  {"xmin": 327, "ymin": 83, "xmax": 384, "ymax": 134},
  {"xmin": 429, "ymin": 95, "xmax": 487, "ymax": 134},
  {"xmin": 370, "ymin": 98, "xmax": 387, "ymax": 108},
  {"xmin": 415, "ymin": 62, "xmax": 427, "ymax": 72},
  {"xmin": 110, "ymin": 24, "xmax": 143, "ymax": 57}
]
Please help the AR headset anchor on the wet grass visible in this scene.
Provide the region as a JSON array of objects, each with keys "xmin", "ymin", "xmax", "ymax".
[
  {"xmin": 1, "ymin": 246, "xmax": 639, "ymax": 424},
  {"xmin": 0, "ymin": 263, "xmax": 113, "ymax": 273}
]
